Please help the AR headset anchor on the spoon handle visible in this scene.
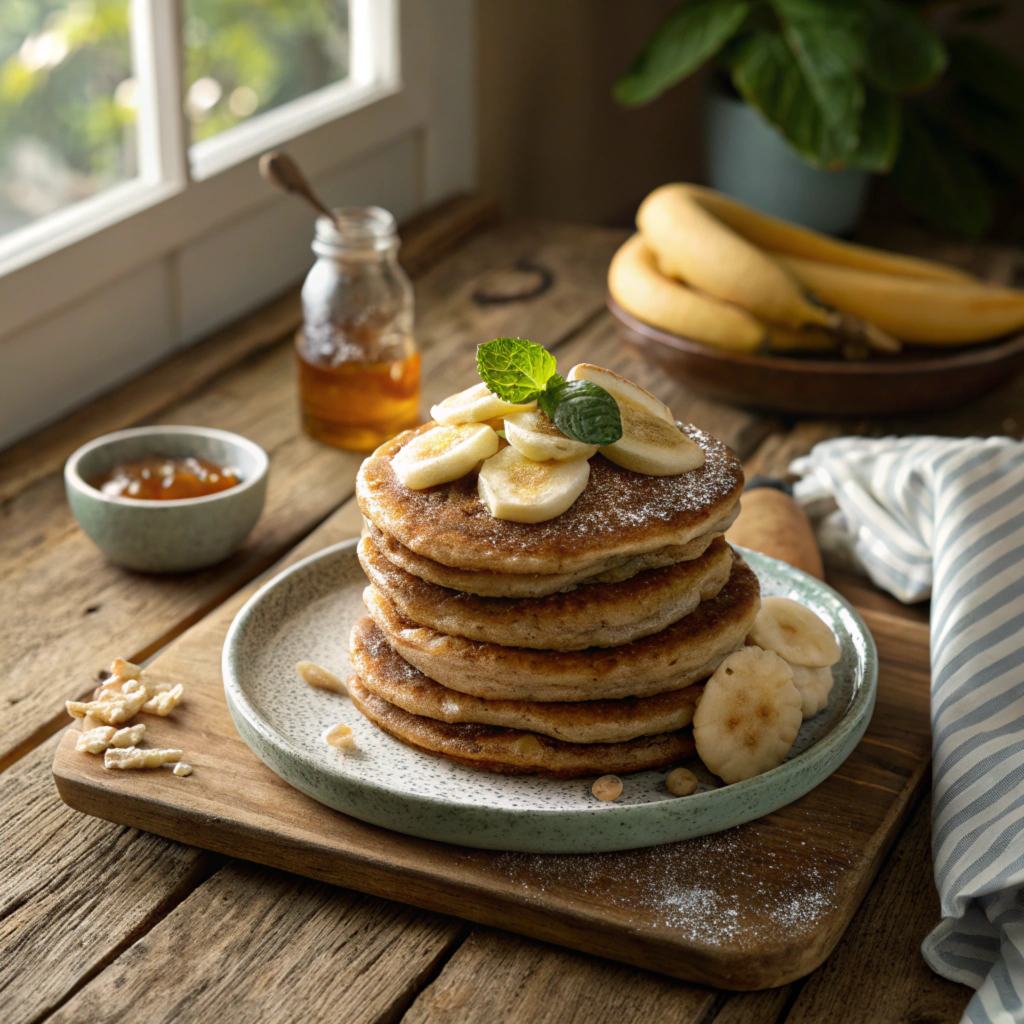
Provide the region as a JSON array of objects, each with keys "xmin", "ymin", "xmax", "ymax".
[{"xmin": 259, "ymin": 151, "xmax": 337, "ymax": 224}]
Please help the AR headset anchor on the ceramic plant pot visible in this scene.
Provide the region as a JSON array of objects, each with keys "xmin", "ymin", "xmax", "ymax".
[{"xmin": 704, "ymin": 87, "xmax": 870, "ymax": 236}]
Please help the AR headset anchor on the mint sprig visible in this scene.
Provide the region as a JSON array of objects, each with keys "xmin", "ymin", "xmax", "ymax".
[
  {"xmin": 539, "ymin": 378, "xmax": 623, "ymax": 447},
  {"xmin": 476, "ymin": 337, "xmax": 557, "ymax": 404},
  {"xmin": 476, "ymin": 338, "xmax": 622, "ymax": 446}
]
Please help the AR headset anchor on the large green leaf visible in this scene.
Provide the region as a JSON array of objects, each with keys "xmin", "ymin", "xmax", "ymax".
[
  {"xmin": 613, "ymin": 0, "xmax": 751, "ymax": 107},
  {"xmin": 849, "ymin": 87, "xmax": 901, "ymax": 171},
  {"xmin": 890, "ymin": 108, "xmax": 993, "ymax": 238},
  {"xmin": 770, "ymin": 0, "xmax": 864, "ymax": 141},
  {"xmin": 947, "ymin": 35, "xmax": 1024, "ymax": 120},
  {"xmin": 863, "ymin": 0, "xmax": 946, "ymax": 93},
  {"xmin": 728, "ymin": 30, "xmax": 858, "ymax": 167}
]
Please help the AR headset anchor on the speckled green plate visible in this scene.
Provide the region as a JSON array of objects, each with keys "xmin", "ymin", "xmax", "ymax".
[{"xmin": 223, "ymin": 541, "xmax": 877, "ymax": 854}]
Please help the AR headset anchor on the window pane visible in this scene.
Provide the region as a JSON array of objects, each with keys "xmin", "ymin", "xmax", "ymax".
[
  {"xmin": 0, "ymin": 0, "xmax": 136, "ymax": 237},
  {"xmin": 183, "ymin": 1, "xmax": 350, "ymax": 145}
]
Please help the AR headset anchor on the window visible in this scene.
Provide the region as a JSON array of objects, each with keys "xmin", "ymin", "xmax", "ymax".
[
  {"xmin": 0, "ymin": 1, "xmax": 475, "ymax": 450},
  {"xmin": 0, "ymin": 0, "xmax": 137, "ymax": 237},
  {"xmin": 183, "ymin": 1, "xmax": 351, "ymax": 146}
]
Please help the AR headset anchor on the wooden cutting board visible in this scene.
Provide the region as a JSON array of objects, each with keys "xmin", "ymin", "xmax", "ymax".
[{"xmin": 53, "ymin": 599, "xmax": 931, "ymax": 991}]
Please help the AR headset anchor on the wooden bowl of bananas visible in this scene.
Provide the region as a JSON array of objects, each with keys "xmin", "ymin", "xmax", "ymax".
[{"xmin": 608, "ymin": 184, "xmax": 1024, "ymax": 417}]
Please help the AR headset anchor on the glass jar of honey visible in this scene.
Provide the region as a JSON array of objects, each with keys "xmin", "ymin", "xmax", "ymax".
[{"xmin": 295, "ymin": 206, "xmax": 420, "ymax": 450}]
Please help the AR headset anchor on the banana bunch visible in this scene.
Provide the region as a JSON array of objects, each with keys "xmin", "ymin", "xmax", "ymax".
[
  {"xmin": 394, "ymin": 365, "xmax": 703, "ymax": 522},
  {"xmin": 610, "ymin": 183, "xmax": 1024, "ymax": 355}
]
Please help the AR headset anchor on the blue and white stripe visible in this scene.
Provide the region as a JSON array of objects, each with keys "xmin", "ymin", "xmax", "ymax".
[{"xmin": 791, "ymin": 436, "xmax": 1024, "ymax": 1024}]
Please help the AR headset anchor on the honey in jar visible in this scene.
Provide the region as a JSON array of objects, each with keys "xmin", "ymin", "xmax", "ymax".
[
  {"xmin": 296, "ymin": 206, "xmax": 420, "ymax": 451},
  {"xmin": 93, "ymin": 456, "xmax": 241, "ymax": 500}
]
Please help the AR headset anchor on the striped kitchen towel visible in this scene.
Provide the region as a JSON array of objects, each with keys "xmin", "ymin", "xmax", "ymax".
[{"xmin": 791, "ymin": 435, "xmax": 1024, "ymax": 1024}]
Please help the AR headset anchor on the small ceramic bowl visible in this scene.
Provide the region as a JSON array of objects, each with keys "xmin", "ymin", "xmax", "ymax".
[{"xmin": 65, "ymin": 425, "xmax": 269, "ymax": 573}]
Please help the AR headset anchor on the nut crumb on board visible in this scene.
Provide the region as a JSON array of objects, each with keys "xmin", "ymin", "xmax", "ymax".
[
  {"xmin": 104, "ymin": 746, "xmax": 183, "ymax": 770},
  {"xmin": 297, "ymin": 661, "xmax": 348, "ymax": 694},
  {"xmin": 72, "ymin": 657, "xmax": 191, "ymax": 776},
  {"xmin": 67, "ymin": 685, "xmax": 148, "ymax": 725},
  {"xmin": 325, "ymin": 722, "xmax": 357, "ymax": 751},
  {"xmin": 141, "ymin": 682, "xmax": 184, "ymax": 716},
  {"xmin": 76, "ymin": 723, "xmax": 146, "ymax": 754}
]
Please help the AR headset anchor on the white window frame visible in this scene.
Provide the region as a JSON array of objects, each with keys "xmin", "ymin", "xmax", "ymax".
[{"xmin": 0, "ymin": 0, "xmax": 473, "ymax": 348}]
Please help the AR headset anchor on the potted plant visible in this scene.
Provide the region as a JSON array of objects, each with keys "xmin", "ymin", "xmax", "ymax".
[{"xmin": 615, "ymin": 0, "xmax": 1024, "ymax": 237}]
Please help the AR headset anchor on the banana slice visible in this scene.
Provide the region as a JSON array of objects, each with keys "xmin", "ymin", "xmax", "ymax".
[
  {"xmin": 747, "ymin": 596, "xmax": 840, "ymax": 668},
  {"xmin": 391, "ymin": 424, "xmax": 499, "ymax": 490},
  {"xmin": 431, "ymin": 382, "xmax": 537, "ymax": 425},
  {"xmin": 503, "ymin": 410, "xmax": 598, "ymax": 462},
  {"xmin": 567, "ymin": 364, "xmax": 704, "ymax": 476},
  {"xmin": 567, "ymin": 364, "xmax": 674, "ymax": 422},
  {"xmin": 790, "ymin": 664, "xmax": 834, "ymax": 719},
  {"xmin": 692, "ymin": 646, "xmax": 803, "ymax": 784},
  {"xmin": 478, "ymin": 445, "xmax": 590, "ymax": 523}
]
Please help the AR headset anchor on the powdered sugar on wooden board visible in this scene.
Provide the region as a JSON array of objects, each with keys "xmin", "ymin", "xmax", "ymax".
[{"xmin": 491, "ymin": 809, "xmax": 856, "ymax": 948}]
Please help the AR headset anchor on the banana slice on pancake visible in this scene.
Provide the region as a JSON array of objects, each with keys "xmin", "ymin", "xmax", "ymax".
[
  {"xmin": 693, "ymin": 646, "xmax": 802, "ymax": 784},
  {"xmin": 567, "ymin": 363, "xmax": 674, "ymax": 422},
  {"xmin": 431, "ymin": 381, "xmax": 537, "ymax": 425},
  {"xmin": 567, "ymin": 363, "xmax": 704, "ymax": 476},
  {"xmin": 478, "ymin": 445, "xmax": 590, "ymax": 523},
  {"xmin": 503, "ymin": 409, "xmax": 599, "ymax": 462},
  {"xmin": 392, "ymin": 423, "xmax": 499, "ymax": 490},
  {"xmin": 747, "ymin": 596, "xmax": 841, "ymax": 669},
  {"xmin": 790, "ymin": 664, "xmax": 834, "ymax": 719}
]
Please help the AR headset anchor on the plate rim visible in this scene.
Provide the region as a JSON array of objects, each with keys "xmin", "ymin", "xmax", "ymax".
[{"xmin": 222, "ymin": 539, "xmax": 878, "ymax": 851}]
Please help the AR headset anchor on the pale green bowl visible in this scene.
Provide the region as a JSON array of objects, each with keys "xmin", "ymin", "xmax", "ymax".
[{"xmin": 65, "ymin": 425, "xmax": 268, "ymax": 573}]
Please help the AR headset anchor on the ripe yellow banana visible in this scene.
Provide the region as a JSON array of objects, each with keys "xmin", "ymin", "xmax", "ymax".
[
  {"xmin": 778, "ymin": 255, "xmax": 1024, "ymax": 344},
  {"xmin": 673, "ymin": 183, "xmax": 976, "ymax": 284},
  {"xmin": 608, "ymin": 235, "xmax": 765, "ymax": 352},
  {"xmin": 638, "ymin": 185, "xmax": 835, "ymax": 330}
]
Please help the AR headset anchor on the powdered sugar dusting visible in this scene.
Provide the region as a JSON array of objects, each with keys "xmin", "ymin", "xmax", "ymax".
[{"xmin": 488, "ymin": 809, "xmax": 855, "ymax": 949}]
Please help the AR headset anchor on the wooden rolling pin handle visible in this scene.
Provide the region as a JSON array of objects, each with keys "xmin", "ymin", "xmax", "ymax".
[{"xmin": 726, "ymin": 477, "xmax": 824, "ymax": 580}]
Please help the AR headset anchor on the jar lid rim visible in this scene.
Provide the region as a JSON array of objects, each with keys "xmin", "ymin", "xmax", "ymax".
[{"xmin": 314, "ymin": 206, "xmax": 397, "ymax": 249}]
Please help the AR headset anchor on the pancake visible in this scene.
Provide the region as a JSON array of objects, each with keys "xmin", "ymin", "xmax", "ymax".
[
  {"xmin": 362, "ymin": 555, "xmax": 760, "ymax": 701},
  {"xmin": 350, "ymin": 615, "xmax": 703, "ymax": 743},
  {"xmin": 347, "ymin": 676, "xmax": 697, "ymax": 778},
  {"xmin": 364, "ymin": 511, "xmax": 738, "ymax": 598},
  {"xmin": 358, "ymin": 532, "xmax": 733, "ymax": 650},
  {"xmin": 356, "ymin": 422, "xmax": 743, "ymax": 576}
]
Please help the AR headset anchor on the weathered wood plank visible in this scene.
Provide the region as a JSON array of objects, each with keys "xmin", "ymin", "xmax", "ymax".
[
  {"xmin": 0, "ymin": 734, "xmax": 213, "ymax": 1024},
  {"xmin": 0, "ymin": 219, "xmax": 628, "ymax": 773},
  {"xmin": 1, "ymin": 504, "xmax": 367, "ymax": 1024},
  {"xmin": 784, "ymin": 799, "xmax": 972, "ymax": 1024},
  {"xmin": 46, "ymin": 861, "xmax": 464, "ymax": 1024},
  {"xmin": 401, "ymin": 928, "xmax": 714, "ymax": 1024},
  {"xmin": 714, "ymin": 987, "xmax": 792, "ymax": 1024}
]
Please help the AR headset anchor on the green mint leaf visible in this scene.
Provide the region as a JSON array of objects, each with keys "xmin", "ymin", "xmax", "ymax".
[
  {"xmin": 477, "ymin": 338, "xmax": 557, "ymax": 404},
  {"xmin": 536, "ymin": 373, "xmax": 566, "ymax": 421},
  {"xmin": 542, "ymin": 379, "xmax": 623, "ymax": 446}
]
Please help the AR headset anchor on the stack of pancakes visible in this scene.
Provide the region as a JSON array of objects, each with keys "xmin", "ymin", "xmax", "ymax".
[{"xmin": 350, "ymin": 422, "xmax": 760, "ymax": 778}]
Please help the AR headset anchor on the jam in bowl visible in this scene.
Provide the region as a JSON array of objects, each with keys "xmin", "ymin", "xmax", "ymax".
[{"xmin": 65, "ymin": 426, "xmax": 269, "ymax": 573}]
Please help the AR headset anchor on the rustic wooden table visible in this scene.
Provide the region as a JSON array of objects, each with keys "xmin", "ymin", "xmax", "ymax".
[{"xmin": 4, "ymin": 196, "xmax": 1021, "ymax": 1024}]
